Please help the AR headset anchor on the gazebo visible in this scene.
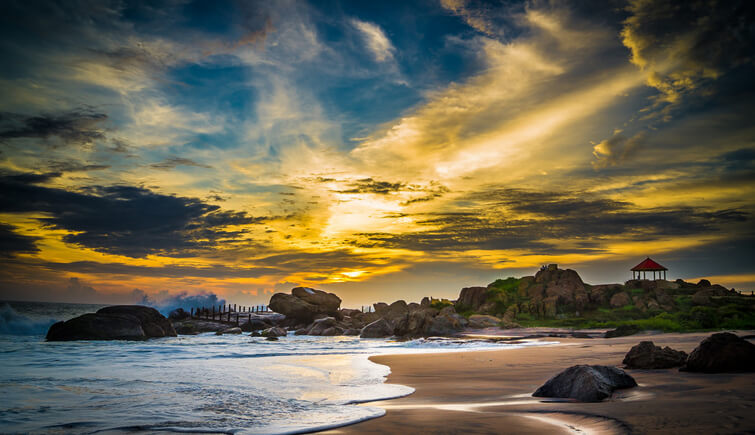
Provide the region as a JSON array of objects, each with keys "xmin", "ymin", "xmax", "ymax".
[{"xmin": 631, "ymin": 257, "xmax": 668, "ymax": 280}]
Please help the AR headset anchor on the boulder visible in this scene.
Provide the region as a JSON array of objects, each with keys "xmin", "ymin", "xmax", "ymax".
[
  {"xmin": 455, "ymin": 286, "xmax": 487, "ymax": 311},
  {"xmin": 291, "ymin": 287, "xmax": 341, "ymax": 314},
  {"xmin": 610, "ymin": 292, "xmax": 632, "ymax": 308},
  {"xmin": 406, "ymin": 307, "xmax": 437, "ymax": 336},
  {"xmin": 535, "ymin": 267, "xmax": 588, "ymax": 311},
  {"xmin": 240, "ymin": 318, "xmax": 271, "ymax": 332},
  {"xmin": 697, "ymin": 279, "xmax": 711, "ymax": 287},
  {"xmin": 426, "ymin": 307, "xmax": 467, "ymax": 336},
  {"xmin": 269, "ymin": 287, "xmax": 341, "ymax": 324},
  {"xmin": 604, "ymin": 324, "xmax": 642, "ymax": 338},
  {"xmin": 308, "ymin": 316, "xmax": 337, "ymax": 335},
  {"xmin": 533, "ymin": 365, "xmax": 637, "ymax": 402},
  {"xmin": 468, "ymin": 314, "xmax": 501, "ymax": 329},
  {"xmin": 382, "ymin": 301, "xmax": 410, "ymax": 335},
  {"xmin": 46, "ymin": 305, "xmax": 177, "ymax": 341},
  {"xmin": 373, "ymin": 302, "xmax": 389, "ymax": 315},
  {"xmin": 360, "ymin": 318, "xmax": 394, "ymax": 338},
  {"xmin": 622, "ymin": 341, "xmax": 688, "ymax": 369},
  {"xmin": 260, "ymin": 326, "xmax": 287, "ymax": 338},
  {"xmin": 682, "ymin": 333, "xmax": 755, "ymax": 373},
  {"xmin": 420, "ymin": 297, "xmax": 431, "ymax": 307},
  {"xmin": 343, "ymin": 328, "xmax": 361, "ymax": 336}
]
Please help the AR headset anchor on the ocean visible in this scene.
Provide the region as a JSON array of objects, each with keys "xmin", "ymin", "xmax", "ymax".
[{"xmin": 0, "ymin": 301, "xmax": 551, "ymax": 434}]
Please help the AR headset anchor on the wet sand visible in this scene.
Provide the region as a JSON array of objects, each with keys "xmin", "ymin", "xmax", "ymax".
[{"xmin": 323, "ymin": 331, "xmax": 755, "ymax": 434}]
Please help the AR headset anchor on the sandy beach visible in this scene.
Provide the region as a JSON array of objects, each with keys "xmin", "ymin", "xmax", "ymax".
[{"xmin": 323, "ymin": 331, "xmax": 755, "ymax": 434}]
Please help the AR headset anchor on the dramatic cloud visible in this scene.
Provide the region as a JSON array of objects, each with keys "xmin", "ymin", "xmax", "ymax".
[
  {"xmin": 0, "ymin": 223, "xmax": 39, "ymax": 257},
  {"xmin": 0, "ymin": 110, "xmax": 107, "ymax": 147},
  {"xmin": 0, "ymin": 172, "xmax": 258, "ymax": 257},
  {"xmin": 622, "ymin": 0, "xmax": 755, "ymax": 111},
  {"xmin": 150, "ymin": 157, "xmax": 213, "ymax": 170}
]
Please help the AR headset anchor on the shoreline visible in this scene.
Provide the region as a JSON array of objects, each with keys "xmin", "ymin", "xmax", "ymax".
[{"xmin": 322, "ymin": 331, "xmax": 755, "ymax": 434}]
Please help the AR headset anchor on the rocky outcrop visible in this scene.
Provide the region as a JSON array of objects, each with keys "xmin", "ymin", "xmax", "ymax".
[
  {"xmin": 47, "ymin": 305, "xmax": 177, "ymax": 341},
  {"xmin": 168, "ymin": 308, "xmax": 190, "ymax": 321},
  {"xmin": 426, "ymin": 306, "xmax": 467, "ymax": 336},
  {"xmin": 533, "ymin": 365, "xmax": 637, "ymax": 402},
  {"xmin": 455, "ymin": 286, "xmax": 487, "ymax": 311},
  {"xmin": 269, "ymin": 287, "xmax": 341, "ymax": 324},
  {"xmin": 682, "ymin": 333, "xmax": 755, "ymax": 373},
  {"xmin": 360, "ymin": 318, "xmax": 394, "ymax": 338},
  {"xmin": 468, "ymin": 314, "xmax": 501, "ymax": 329},
  {"xmin": 623, "ymin": 341, "xmax": 688, "ymax": 369}
]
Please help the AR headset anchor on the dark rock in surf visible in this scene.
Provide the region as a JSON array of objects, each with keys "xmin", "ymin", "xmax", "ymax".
[
  {"xmin": 533, "ymin": 365, "xmax": 637, "ymax": 402},
  {"xmin": 46, "ymin": 305, "xmax": 176, "ymax": 341}
]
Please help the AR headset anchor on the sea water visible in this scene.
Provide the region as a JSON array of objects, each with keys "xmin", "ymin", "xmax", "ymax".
[{"xmin": 0, "ymin": 301, "xmax": 551, "ymax": 434}]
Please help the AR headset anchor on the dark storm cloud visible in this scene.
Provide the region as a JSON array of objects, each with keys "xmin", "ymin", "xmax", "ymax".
[
  {"xmin": 150, "ymin": 157, "xmax": 213, "ymax": 170},
  {"xmin": 337, "ymin": 178, "xmax": 404, "ymax": 194},
  {"xmin": 354, "ymin": 188, "xmax": 749, "ymax": 252},
  {"xmin": 0, "ymin": 172, "xmax": 262, "ymax": 257},
  {"xmin": 0, "ymin": 223, "xmax": 39, "ymax": 257},
  {"xmin": 46, "ymin": 160, "xmax": 111, "ymax": 173},
  {"xmin": 0, "ymin": 110, "xmax": 107, "ymax": 146},
  {"xmin": 41, "ymin": 260, "xmax": 275, "ymax": 279}
]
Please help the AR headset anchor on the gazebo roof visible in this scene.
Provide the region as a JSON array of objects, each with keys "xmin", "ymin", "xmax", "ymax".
[{"xmin": 631, "ymin": 257, "xmax": 667, "ymax": 271}]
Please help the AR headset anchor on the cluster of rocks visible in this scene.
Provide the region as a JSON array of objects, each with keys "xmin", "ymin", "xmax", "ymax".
[
  {"xmin": 46, "ymin": 305, "xmax": 177, "ymax": 341},
  {"xmin": 269, "ymin": 287, "xmax": 472, "ymax": 339},
  {"xmin": 533, "ymin": 332, "xmax": 755, "ymax": 403}
]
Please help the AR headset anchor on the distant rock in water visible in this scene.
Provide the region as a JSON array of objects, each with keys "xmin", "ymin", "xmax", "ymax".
[
  {"xmin": 682, "ymin": 332, "xmax": 755, "ymax": 373},
  {"xmin": 533, "ymin": 365, "xmax": 637, "ymax": 402},
  {"xmin": 46, "ymin": 305, "xmax": 177, "ymax": 341},
  {"xmin": 623, "ymin": 341, "xmax": 688, "ymax": 369}
]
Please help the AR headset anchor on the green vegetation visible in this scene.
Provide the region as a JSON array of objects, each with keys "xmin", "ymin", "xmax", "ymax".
[{"xmin": 429, "ymin": 299, "xmax": 453, "ymax": 310}]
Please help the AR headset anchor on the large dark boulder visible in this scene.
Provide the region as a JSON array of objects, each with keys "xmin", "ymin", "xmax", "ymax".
[
  {"xmin": 533, "ymin": 365, "xmax": 637, "ymax": 402},
  {"xmin": 426, "ymin": 306, "xmax": 467, "ymax": 336},
  {"xmin": 682, "ymin": 333, "xmax": 755, "ymax": 373},
  {"xmin": 455, "ymin": 286, "xmax": 487, "ymax": 311},
  {"xmin": 291, "ymin": 287, "xmax": 341, "ymax": 315},
  {"xmin": 623, "ymin": 341, "xmax": 688, "ymax": 369},
  {"xmin": 360, "ymin": 318, "xmax": 394, "ymax": 338},
  {"xmin": 46, "ymin": 305, "xmax": 177, "ymax": 341},
  {"xmin": 269, "ymin": 287, "xmax": 341, "ymax": 324}
]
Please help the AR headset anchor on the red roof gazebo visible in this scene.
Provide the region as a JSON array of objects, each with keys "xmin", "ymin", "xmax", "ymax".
[{"xmin": 631, "ymin": 257, "xmax": 668, "ymax": 280}]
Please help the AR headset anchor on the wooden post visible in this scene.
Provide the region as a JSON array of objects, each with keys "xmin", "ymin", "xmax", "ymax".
[{"xmin": 212, "ymin": 305, "xmax": 215, "ymax": 320}]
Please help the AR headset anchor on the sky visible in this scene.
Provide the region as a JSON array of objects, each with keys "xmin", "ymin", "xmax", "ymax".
[{"xmin": 1, "ymin": 0, "xmax": 754, "ymax": 308}]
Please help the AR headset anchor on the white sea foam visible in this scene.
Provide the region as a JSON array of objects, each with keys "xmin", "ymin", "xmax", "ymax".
[{"xmin": 0, "ymin": 302, "xmax": 556, "ymax": 434}]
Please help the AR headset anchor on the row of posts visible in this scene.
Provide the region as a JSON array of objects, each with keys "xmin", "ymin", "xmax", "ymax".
[{"xmin": 190, "ymin": 304, "xmax": 270, "ymax": 324}]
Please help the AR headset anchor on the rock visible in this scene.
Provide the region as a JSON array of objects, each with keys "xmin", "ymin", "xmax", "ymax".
[
  {"xmin": 46, "ymin": 305, "xmax": 177, "ymax": 341},
  {"xmin": 468, "ymin": 314, "xmax": 501, "ymax": 329},
  {"xmin": 307, "ymin": 316, "xmax": 337, "ymax": 335},
  {"xmin": 360, "ymin": 318, "xmax": 394, "ymax": 338},
  {"xmin": 240, "ymin": 318, "xmax": 271, "ymax": 332},
  {"xmin": 697, "ymin": 279, "xmax": 711, "ymax": 287},
  {"xmin": 343, "ymin": 328, "xmax": 361, "ymax": 336},
  {"xmin": 623, "ymin": 341, "xmax": 688, "ymax": 369},
  {"xmin": 543, "ymin": 296, "xmax": 558, "ymax": 318},
  {"xmin": 426, "ymin": 307, "xmax": 467, "ymax": 336},
  {"xmin": 382, "ymin": 301, "xmax": 410, "ymax": 335},
  {"xmin": 294, "ymin": 328, "xmax": 308, "ymax": 335},
  {"xmin": 604, "ymin": 324, "xmax": 642, "ymax": 338},
  {"xmin": 321, "ymin": 327, "xmax": 342, "ymax": 336},
  {"xmin": 265, "ymin": 336, "xmax": 279, "ymax": 341},
  {"xmin": 406, "ymin": 307, "xmax": 437, "ymax": 336},
  {"xmin": 260, "ymin": 327, "xmax": 287, "ymax": 338},
  {"xmin": 269, "ymin": 287, "xmax": 341, "ymax": 324},
  {"xmin": 536, "ymin": 267, "xmax": 588, "ymax": 311},
  {"xmin": 373, "ymin": 302, "xmax": 389, "ymax": 315},
  {"xmin": 682, "ymin": 332, "xmax": 755, "ymax": 373},
  {"xmin": 691, "ymin": 290, "xmax": 712, "ymax": 306},
  {"xmin": 168, "ymin": 308, "xmax": 190, "ymax": 321},
  {"xmin": 250, "ymin": 331, "xmax": 262, "ymax": 337},
  {"xmin": 455, "ymin": 286, "xmax": 487, "ymax": 311},
  {"xmin": 175, "ymin": 323, "xmax": 198, "ymax": 335},
  {"xmin": 420, "ymin": 297, "xmax": 431, "ymax": 307},
  {"xmin": 533, "ymin": 365, "xmax": 638, "ymax": 402},
  {"xmin": 610, "ymin": 292, "xmax": 632, "ymax": 308},
  {"xmin": 291, "ymin": 287, "xmax": 341, "ymax": 314}
]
